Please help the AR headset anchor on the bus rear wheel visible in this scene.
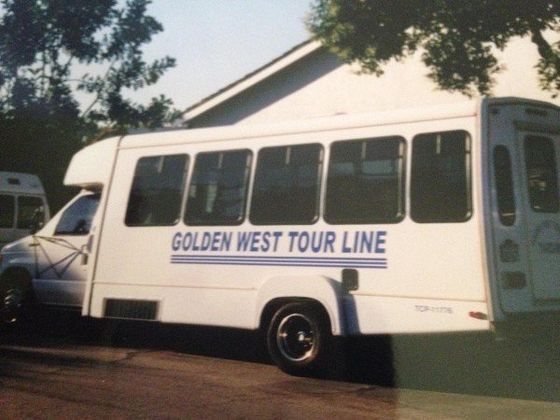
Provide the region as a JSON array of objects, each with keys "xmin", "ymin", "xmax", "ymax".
[{"xmin": 266, "ymin": 302, "xmax": 332, "ymax": 376}]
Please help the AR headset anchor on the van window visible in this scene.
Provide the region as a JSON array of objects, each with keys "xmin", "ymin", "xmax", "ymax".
[
  {"xmin": 185, "ymin": 150, "xmax": 251, "ymax": 225},
  {"xmin": 411, "ymin": 130, "xmax": 471, "ymax": 223},
  {"xmin": 0, "ymin": 194, "xmax": 15, "ymax": 228},
  {"xmin": 326, "ymin": 137, "xmax": 405, "ymax": 224},
  {"xmin": 125, "ymin": 154, "xmax": 188, "ymax": 226},
  {"xmin": 524, "ymin": 135, "xmax": 559, "ymax": 213},
  {"xmin": 55, "ymin": 194, "xmax": 100, "ymax": 235},
  {"xmin": 494, "ymin": 146, "xmax": 516, "ymax": 226},
  {"xmin": 250, "ymin": 144, "xmax": 323, "ymax": 225},
  {"xmin": 17, "ymin": 196, "xmax": 45, "ymax": 229}
]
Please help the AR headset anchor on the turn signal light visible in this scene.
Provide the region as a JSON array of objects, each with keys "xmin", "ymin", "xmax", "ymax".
[{"xmin": 469, "ymin": 311, "xmax": 488, "ymax": 320}]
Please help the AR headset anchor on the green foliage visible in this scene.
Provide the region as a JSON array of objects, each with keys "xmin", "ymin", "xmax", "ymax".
[
  {"xmin": 308, "ymin": 0, "xmax": 560, "ymax": 97},
  {"xmin": 0, "ymin": 0, "xmax": 177, "ymax": 209}
]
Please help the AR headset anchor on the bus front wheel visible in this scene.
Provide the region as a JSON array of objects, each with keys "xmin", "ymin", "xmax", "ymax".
[
  {"xmin": 266, "ymin": 302, "xmax": 332, "ymax": 376},
  {"xmin": 0, "ymin": 272, "xmax": 34, "ymax": 326}
]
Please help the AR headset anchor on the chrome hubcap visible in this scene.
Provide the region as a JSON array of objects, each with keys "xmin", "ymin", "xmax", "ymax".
[
  {"xmin": 2, "ymin": 288, "xmax": 23, "ymax": 323},
  {"xmin": 276, "ymin": 313, "xmax": 315, "ymax": 362}
]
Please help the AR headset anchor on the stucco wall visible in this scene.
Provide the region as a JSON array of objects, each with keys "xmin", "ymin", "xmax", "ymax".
[{"xmin": 188, "ymin": 36, "xmax": 560, "ymax": 128}]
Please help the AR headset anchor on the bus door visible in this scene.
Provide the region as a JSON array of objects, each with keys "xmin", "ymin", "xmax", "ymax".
[
  {"xmin": 491, "ymin": 126, "xmax": 560, "ymax": 315},
  {"xmin": 32, "ymin": 192, "xmax": 100, "ymax": 307},
  {"xmin": 520, "ymin": 132, "xmax": 560, "ymax": 301}
]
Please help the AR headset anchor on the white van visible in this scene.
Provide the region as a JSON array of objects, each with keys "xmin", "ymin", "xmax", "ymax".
[
  {"xmin": 1, "ymin": 97, "xmax": 559, "ymax": 374},
  {"xmin": 0, "ymin": 172, "xmax": 50, "ymax": 249}
]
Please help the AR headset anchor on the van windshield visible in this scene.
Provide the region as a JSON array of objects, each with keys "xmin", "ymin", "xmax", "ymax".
[
  {"xmin": 54, "ymin": 193, "xmax": 101, "ymax": 236},
  {"xmin": 0, "ymin": 194, "xmax": 15, "ymax": 228},
  {"xmin": 17, "ymin": 196, "xmax": 45, "ymax": 229}
]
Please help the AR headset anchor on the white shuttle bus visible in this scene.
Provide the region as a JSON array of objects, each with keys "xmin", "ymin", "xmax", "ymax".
[{"xmin": 1, "ymin": 97, "xmax": 559, "ymax": 374}]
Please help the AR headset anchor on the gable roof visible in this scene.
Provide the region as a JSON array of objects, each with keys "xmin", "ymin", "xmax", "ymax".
[{"xmin": 182, "ymin": 39, "xmax": 322, "ymax": 122}]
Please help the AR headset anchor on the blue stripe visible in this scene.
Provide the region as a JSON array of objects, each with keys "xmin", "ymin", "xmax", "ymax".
[
  {"xmin": 170, "ymin": 255, "xmax": 387, "ymax": 269},
  {"xmin": 170, "ymin": 255, "xmax": 386, "ymax": 262},
  {"xmin": 171, "ymin": 260, "xmax": 386, "ymax": 267},
  {"xmin": 171, "ymin": 259, "xmax": 386, "ymax": 266}
]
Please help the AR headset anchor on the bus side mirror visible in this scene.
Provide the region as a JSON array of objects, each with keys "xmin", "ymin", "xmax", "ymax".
[{"xmin": 30, "ymin": 206, "xmax": 45, "ymax": 234}]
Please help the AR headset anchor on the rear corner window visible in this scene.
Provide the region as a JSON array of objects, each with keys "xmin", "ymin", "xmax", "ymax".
[{"xmin": 411, "ymin": 130, "xmax": 471, "ymax": 223}]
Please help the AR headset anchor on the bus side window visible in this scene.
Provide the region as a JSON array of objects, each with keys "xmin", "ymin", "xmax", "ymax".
[
  {"xmin": 494, "ymin": 146, "xmax": 516, "ymax": 226},
  {"xmin": 0, "ymin": 194, "xmax": 15, "ymax": 228},
  {"xmin": 325, "ymin": 136, "xmax": 405, "ymax": 224},
  {"xmin": 411, "ymin": 130, "xmax": 471, "ymax": 223},
  {"xmin": 185, "ymin": 149, "xmax": 252, "ymax": 225},
  {"xmin": 524, "ymin": 136, "xmax": 559, "ymax": 213},
  {"xmin": 250, "ymin": 144, "xmax": 323, "ymax": 225},
  {"xmin": 125, "ymin": 154, "xmax": 189, "ymax": 227}
]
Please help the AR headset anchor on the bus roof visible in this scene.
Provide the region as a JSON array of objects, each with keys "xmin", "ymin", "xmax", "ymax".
[
  {"xmin": 0, "ymin": 172, "xmax": 45, "ymax": 194},
  {"xmin": 118, "ymin": 99, "xmax": 482, "ymax": 150},
  {"xmin": 64, "ymin": 96, "xmax": 559, "ymax": 189},
  {"xmin": 118, "ymin": 97, "xmax": 559, "ymax": 150}
]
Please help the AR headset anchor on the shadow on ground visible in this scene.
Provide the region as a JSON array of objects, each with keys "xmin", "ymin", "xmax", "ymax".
[{"xmin": 1, "ymin": 310, "xmax": 559, "ymax": 402}]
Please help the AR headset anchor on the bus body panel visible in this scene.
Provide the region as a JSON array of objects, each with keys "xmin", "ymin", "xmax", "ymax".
[
  {"xmin": 87, "ymin": 107, "xmax": 489, "ymax": 335},
  {"xmin": 64, "ymin": 138, "xmax": 120, "ymax": 188},
  {"xmin": 89, "ymin": 282, "xmax": 258, "ymax": 329},
  {"xmin": 345, "ymin": 295, "xmax": 490, "ymax": 334}
]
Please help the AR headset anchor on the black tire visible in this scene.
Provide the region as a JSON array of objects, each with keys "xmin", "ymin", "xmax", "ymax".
[
  {"xmin": 266, "ymin": 302, "xmax": 332, "ymax": 376},
  {"xmin": 0, "ymin": 273, "xmax": 35, "ymax": 326}
]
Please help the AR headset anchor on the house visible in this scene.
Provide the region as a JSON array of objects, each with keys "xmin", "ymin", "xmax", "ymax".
[{"xmin": 183, "ymin": 38, "xmax": 560, "ymax": 128}]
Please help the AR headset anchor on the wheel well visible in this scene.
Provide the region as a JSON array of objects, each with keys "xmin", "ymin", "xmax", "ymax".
[
  {"xmin": 0, "ymin": 267, "xmax": 32, "ymax": 291},
  {"xmin": 259, "ymin": 297, "xmax": 331, "ymax": 333}
]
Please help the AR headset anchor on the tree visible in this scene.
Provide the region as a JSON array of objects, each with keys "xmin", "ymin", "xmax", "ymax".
[
  {"xmin": 308, "ymin": 0, "xmax": 560, "ymax": 97},
  {"xmin": 0, "ymin": 0, "xmax": 177, "ymax": 209}
]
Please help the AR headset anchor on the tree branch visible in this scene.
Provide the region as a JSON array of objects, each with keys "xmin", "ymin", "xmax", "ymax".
[
  {"xmin": 530, "ymin": 26, "xmax": 553, "ymax": 59},
  {"xmin": 80, "ymin": 59, "xmax": 117, "ymax": 119}
]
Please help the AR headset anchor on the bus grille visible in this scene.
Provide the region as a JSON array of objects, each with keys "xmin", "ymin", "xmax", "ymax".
[{"xmin": 104, "ymin": 299, "xmax": 159, "ymax": 320}]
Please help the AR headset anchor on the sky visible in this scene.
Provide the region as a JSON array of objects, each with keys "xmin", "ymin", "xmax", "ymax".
[{"xmin": 127, "ymin": 1, "xmax": 315, "ymax": 112}]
